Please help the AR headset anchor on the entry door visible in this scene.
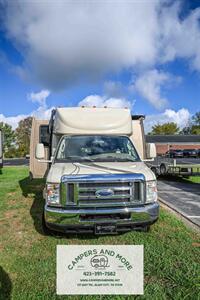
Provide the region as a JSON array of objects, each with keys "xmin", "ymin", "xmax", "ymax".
[{"xmin": 29, "ymin": 118, "xmax": 50, "ymax": 179}]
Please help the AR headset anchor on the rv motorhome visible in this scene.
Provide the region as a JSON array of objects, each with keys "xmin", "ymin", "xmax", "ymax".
[
  {"xmin": 0, "ymin": 129, "xmax": 3, "ymax": 169},
  {"xmin": 30, "ymin": 107, "xmax": 159, "ymax": 235}
]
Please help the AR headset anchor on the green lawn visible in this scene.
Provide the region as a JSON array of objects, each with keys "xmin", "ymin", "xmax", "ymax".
[
  {"xmin": 184, "ymin": 176, "xmax": 200, "ymax": 184},
  {"xmin": 0, "ymin": 167, "xmax": 200, "ymax": 300}
]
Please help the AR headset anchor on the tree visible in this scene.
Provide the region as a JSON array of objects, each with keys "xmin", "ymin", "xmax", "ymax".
[
  {"xmin": 180, "ymin": 126, "xmax": 191, "ymax": 135},
  {"xmin": 181, "ymin": 111, "xmax": 200, "ymax": 135},
  {"xmin": 0, "ymin": 122, "xmax": 15, "ymax": 151},
  {"xmin": 192, "ymin": 112, "xmax": 200, "ymax": 126},
  {"xmin": 15, "ymin": 117, "xmax": 33, "ymax": 156},
  {"xmin": 191, "ymin": 111, "xmax": 200, "ymax": 134},
  {"xmin": 190, "ymin": 125, "xmax": 200, "ymax": 135},
  {"xmin": 149, "ymin": 122, "xmax": 180, "ymax": 135}
]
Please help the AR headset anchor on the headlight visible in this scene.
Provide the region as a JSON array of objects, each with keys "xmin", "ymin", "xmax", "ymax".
[
  {"xmin": 146, "ymin": 180, "xmax": 157, "ymax": 203},
  {"xmin": 46, "ymin": 183, "xmax": 60, "ymax": 206}
]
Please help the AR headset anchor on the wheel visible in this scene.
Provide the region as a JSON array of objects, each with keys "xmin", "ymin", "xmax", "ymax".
[{"xmin": 160, "ymin": 164, "xmax": 167, "ymax": 175}]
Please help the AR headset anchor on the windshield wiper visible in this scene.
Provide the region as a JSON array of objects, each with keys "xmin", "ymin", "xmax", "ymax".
[
  {"xmin": 93, "ymin": 156, "xmax": 136, "ymax": 162},
  {"xmin": 118, "ymin": 158, "xmax": 136, "ymax": 162},
  {"xmin": 67, "ymin": 156, "xmax": 95, "ymax": 162}
]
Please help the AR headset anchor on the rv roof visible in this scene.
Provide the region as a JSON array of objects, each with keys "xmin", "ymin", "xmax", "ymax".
[{"xmin": 53, "ymin": 107, "xmax": 132, "ymax": 135}]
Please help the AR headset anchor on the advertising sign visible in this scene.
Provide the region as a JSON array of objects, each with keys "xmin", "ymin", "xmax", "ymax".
[{"xmin": 57, "ymin": 245, "xmax": 143, "ymax": 295}]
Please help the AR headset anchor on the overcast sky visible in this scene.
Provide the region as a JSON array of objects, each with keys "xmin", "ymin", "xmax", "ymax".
[{"xmin": 0, "ymin": 0, "xmax": 200, "ymax": 132}]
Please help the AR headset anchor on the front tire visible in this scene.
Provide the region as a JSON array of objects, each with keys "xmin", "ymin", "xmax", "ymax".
[{"xmin": 160, "ymin": 164, "xmax": 167, "ymax": 175}]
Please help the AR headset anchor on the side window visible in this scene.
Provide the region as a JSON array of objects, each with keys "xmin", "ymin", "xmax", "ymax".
[
  {"xmin": 127, "ymin": 139, "xmax": 137, "ymax": 158},
  {"xmin": 39, "ymin": 125, "xmax": 50, "ymax": 147}
]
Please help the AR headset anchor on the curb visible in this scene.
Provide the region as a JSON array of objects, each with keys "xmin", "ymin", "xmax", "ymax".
[{"xmin": 158, "ymin": 196, "xmax": 200, "ymax": 232}]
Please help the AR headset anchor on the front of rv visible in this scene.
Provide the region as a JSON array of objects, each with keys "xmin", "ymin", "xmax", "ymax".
[{"xmin": 40, "ymin": 107, "xmax": 159, "ymax": 234}]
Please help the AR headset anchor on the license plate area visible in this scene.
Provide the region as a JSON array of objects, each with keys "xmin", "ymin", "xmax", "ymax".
[{"xmin": 95, "ymin": 224, "xmax": 117, "ymax": 235}]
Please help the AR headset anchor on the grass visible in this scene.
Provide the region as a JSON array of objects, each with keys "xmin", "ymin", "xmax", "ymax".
[
  {"xmin": 0, "ymin": 166, "xmax": 200, "ymax": 300},
  {"xmin": 184, "ymin": 176, "xmax": 200, "ymax": 184}
]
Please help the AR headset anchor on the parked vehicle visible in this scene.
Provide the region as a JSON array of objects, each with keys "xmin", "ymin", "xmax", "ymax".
[
  {"xmin": 30, "ymin": 107, "xmax": 159, "ymax": 235},
  {"xmin": 0, "ymin": 129, "xmax": 3, "ymax": 169},
  {"xmin": 183, "ymin": 149, "xmax": 198, "ymax": 158},
  {"xmin": 166, "ymin": 149, "xmax": 183, "ymax": 158}
]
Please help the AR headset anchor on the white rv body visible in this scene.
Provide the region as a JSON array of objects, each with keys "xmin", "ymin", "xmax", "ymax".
[
  {"xmin": 30, "ymin": 107, "xmax": 159, "ymax": 234},
  {"xmin": 53, "ymin": 107, "xmax": 132, "ymax": 135}
]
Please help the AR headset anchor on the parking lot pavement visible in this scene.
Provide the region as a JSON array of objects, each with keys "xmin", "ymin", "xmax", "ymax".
[
  {"xmin": 158, "ymin": 179, "xmax": 200, "ymax": 227},
  {"xmin": 3, "ymin": 158, "xmax": 29, "ymax": 166}
]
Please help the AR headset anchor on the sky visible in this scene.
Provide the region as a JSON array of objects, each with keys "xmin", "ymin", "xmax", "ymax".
[{"xmin": 0, "ymin": 0, "xmax": 200, "ymax": 132}]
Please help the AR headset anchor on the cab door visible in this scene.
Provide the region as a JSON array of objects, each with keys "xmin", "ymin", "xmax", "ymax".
[{"xmin": 29, "ymin": 118, "xmax": 50, "ymax": 179}]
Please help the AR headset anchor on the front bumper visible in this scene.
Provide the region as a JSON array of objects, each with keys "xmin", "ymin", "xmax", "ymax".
[{"xmin": 44, "ymin": 202, "xmax": 159, "ymax": 233}]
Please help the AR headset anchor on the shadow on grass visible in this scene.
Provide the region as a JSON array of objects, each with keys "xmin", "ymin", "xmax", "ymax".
[
  {"xmin": 0, "ymin": 266, "xmax": 12, "ymax": 300},
  {"xmin": 19, "ymin": 176, "xmax": 46, "ymax": 236},
  {"xmin": 18, "ymin": 176, "xmax": 99, "ymax": 240}
]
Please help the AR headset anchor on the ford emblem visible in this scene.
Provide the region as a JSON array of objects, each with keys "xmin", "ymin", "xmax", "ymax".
[{"xmin": 95, "ymin": 189, "xmax": 114, "ymax": 198}]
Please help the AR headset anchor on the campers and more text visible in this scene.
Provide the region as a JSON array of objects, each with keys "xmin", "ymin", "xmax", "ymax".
[{"xmin": 67, "ymin": 248, "xmax": 133, "ymax": 271}]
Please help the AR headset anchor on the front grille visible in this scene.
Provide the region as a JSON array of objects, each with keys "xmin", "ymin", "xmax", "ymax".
[
  {"xmin": 61, "ymin": 174, "xmax": 145, "ymax": 208},
  {"xmin": 77, "ymin": 181, "xmax": 143, "ymax": 207},
  {"xmin": 78, "ymin": 182, "xmax": 130, "ymax": 188}
]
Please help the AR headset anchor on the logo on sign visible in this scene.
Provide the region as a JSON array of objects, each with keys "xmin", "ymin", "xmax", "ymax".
[{"xmin": 90, "ymin": 255, "xmax": 109, "ymax": 269}]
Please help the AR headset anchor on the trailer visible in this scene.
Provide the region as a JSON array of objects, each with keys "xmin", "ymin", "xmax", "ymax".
[
  {"xmin": 167, "ymin": 163, "xmax": 200, "ymax": 176},
  {"xmin": 148, "ymin": 156, "xmax": 200, "ymax": 177},
  {"xmin": 145, "ymin": 156, "xmax": 171, "ymax": 176},
  {"xmin": 145, "ymin": 134, "xmax": 200, "ymax": 177}
]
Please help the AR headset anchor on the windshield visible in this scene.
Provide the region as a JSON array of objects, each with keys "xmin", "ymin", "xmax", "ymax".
[{"xmin": 56, "ymin": 135, "xmax": 140, "ymax": 162}]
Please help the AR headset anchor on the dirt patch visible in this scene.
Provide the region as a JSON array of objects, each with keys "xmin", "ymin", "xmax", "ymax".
[
  {"xmin": 0, "ymin": 244, "xmax": 4, "ymax": 251},
  {"xmin": 144, "ymin": 275, "xmax": 158, "ymax": 284},
  {"xmin": 8, "ymin": 192, "xmax": 17, "ymax": 196},
  {"xmin": 4, "ymin": 210, "xmax": 18, "ymax": 219},
  {"xmin": 2, "ymin": 209, "xmax": 26, "ymax": 241},
  {"xmin": 192, "ymin": 242, "xmax": 200, "ymax": 247}
]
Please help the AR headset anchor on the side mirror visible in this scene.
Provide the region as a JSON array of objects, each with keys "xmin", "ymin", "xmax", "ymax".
[
  {"xmin": 35, "ymin": 143, "xmax": 45, "ymax": 160},
  {"xmin": 146, "ymin": 143, "xmax": 156, "ymax": 159}
]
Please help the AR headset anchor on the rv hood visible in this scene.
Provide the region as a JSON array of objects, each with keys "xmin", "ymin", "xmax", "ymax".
[{"xmin": 47, "ymin": 161, "xmax": 156, "ymax": 183}]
